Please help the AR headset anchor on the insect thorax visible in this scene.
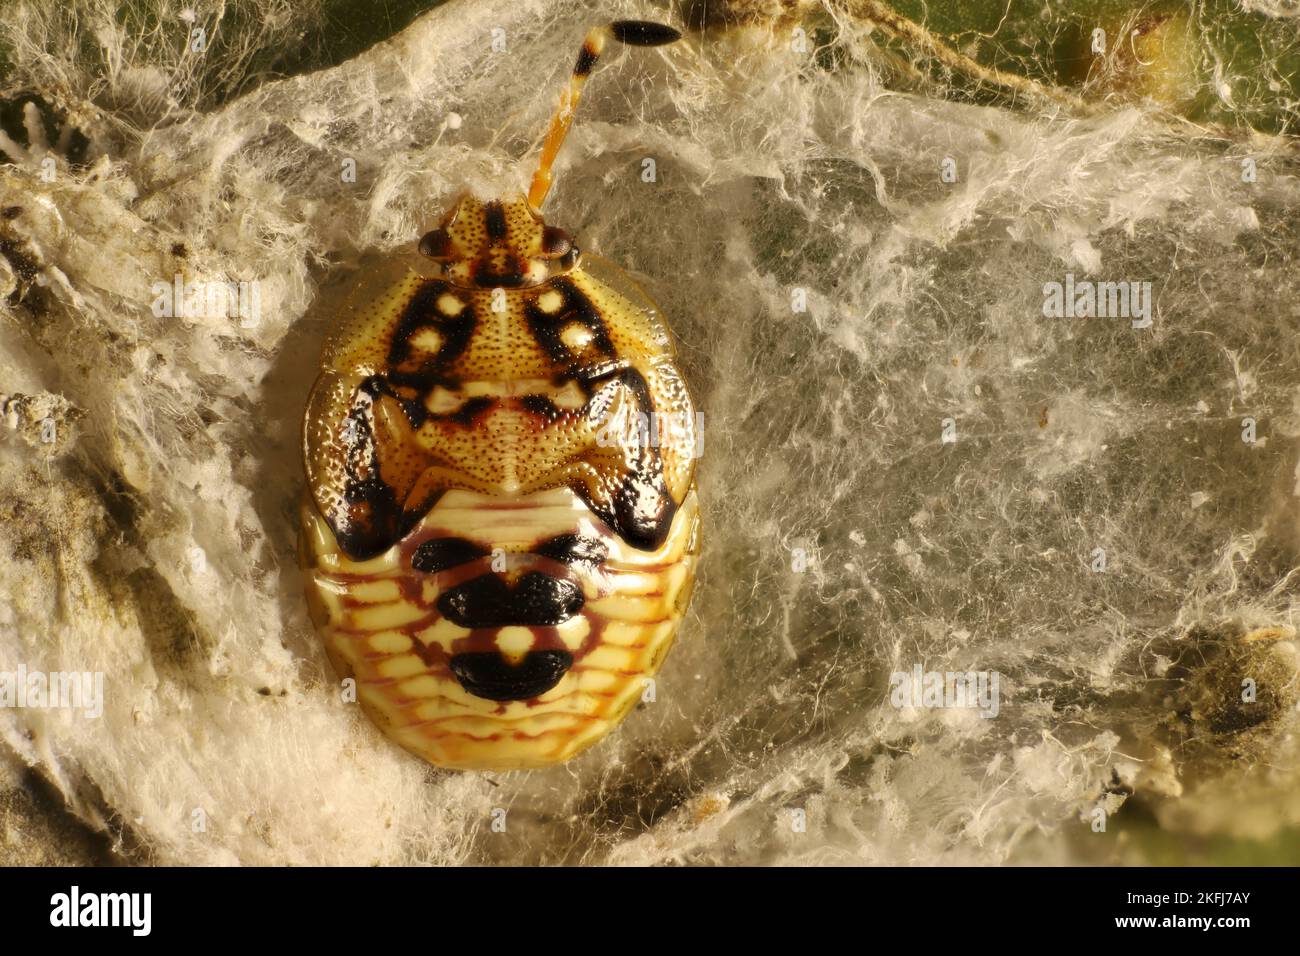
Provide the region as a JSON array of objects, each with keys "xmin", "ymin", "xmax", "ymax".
[{"xmin": 305, "ymin": 237, "xmax": 697, "ymax": 563}]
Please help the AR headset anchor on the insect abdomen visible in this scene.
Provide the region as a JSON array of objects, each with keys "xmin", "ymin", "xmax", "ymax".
[{"xmin": 301, "ymin": 485, "xmax": 699, "ymax": 770}]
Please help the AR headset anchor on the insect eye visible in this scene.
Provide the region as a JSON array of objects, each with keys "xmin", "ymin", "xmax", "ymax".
[
  {"xmin": 555, "ymin": 247, "xmax": 580, "ymax": 271},
  {"xmin": 540, "ymin": 226, "xmax": 573, "ymax": 259},
  {"xmin": 418, "ymin": 228, "xmax": 453, "ymax": 260}
]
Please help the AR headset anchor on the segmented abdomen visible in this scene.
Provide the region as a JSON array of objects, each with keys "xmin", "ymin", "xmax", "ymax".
[{"xmin": 300, "ymin": 485, "xmax": 699, "ymax": 770}]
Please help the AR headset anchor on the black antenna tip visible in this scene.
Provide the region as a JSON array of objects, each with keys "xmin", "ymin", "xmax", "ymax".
[{"xmin": 609, "ymin": 20, "xmax": 682, "ymax": 47}]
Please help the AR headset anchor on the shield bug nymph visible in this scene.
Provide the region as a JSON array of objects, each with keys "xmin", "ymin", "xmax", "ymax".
[{"xmin": 300, "ymin": 21, "xmax": 700, "ymax": 770}]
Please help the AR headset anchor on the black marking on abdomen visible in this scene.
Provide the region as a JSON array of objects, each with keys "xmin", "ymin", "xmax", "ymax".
[
  {"xmin": 536, "ymin": 533, "xmax": 608, "ymax": 570},
  {"xmin": 411, "ymin": 537, "xmax": 488, "ymax": 574},
  {"xmin": 438, "ymin": 572, "xmax": 584, "ymax": 627},
  {"xmin": 449, "ymin": 650, "xmax": 572, "ymax": 701}
]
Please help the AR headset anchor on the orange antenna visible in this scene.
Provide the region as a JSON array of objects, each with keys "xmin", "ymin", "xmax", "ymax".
[{"xmin": 527, "ymin": 20, "xmax": 681, "ymax": 211}]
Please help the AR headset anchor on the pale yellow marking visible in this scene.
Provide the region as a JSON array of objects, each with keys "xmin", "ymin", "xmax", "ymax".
[
  {"xmin": 349, "ymin": 579, "xmax": 402, "ymax": 603},
  {"xmin": 555, "ymin": 614, "xmax": 591, "ymax": 650},
  {"xmin": 582, "ymin": 644, "xmax": 642, "ymax": 672},
  {"xmin": 561, "ymin": 696, "xmax": 615, "ymax": 721},
  {"xmin": 461, "ymin": 378, "xmax": 561, "ymax": 397},
  {"xmin": 510, "ymin": 378, "xmax": 555, "ymax": 395},
  {"xmin": 537, "ymin": 289, "xmax": 564, "ymax": 313},
  {"xmin": 423, "ymin": 492, "xmax": 583, "ymax": 550},
  {"xmin": 421, "ymin": 578, "xmax": 439, "ymax": 604},
  {"xmin": 601, "ymin": 569, "xmax": 662, "ymax": 596},
  {"xmin": 308, "ymin": 498, "xmax": 401, "ymax": 574},
  {"xmin": 560, "ymin": 322, "xmax": 594, "ymax": 351},
  {"xmin": 311, "ymin": 575, "xmax": 351, "ymax": 597},
  {"xmin": 416, "ymin": 618, "xmax": 471, "ymax": 651},
  {"xmin": 422, "ymin": 711, "xmax": 585, "ymax": 739},
  {"xmin": 315, "ymin": 589, "xmax": 346, "ymax": 623},
  {"xmin": 497, "ymin": 626, "xmax": 536, "ymax": 659},
  {"xmin": 326, "ymin": 631, "xmax": 367, "ymax": 667},
  {"xmin": 425, "ymin": 386, "xmax": 462, "ymax": 415},
  {"xmin": 433, "ymin": 486, "xmax": 577, "ymax": 510},
  {"xmin": 552, "ymin": 380, "xmax": 587, "ymax": 411},
  {"xmin": 661, "ymin": 564, "xmax": 689, "ymax": 604},
  {"xmin": 586, "ymin": 595, "xmax": 671, "ymax": 623},
  {"xmin": 414, "ymin": 699, "xmax": 465, "ymax": 719},
  {"xmin": 533, "ymin": 680, "xmax": 576, "ymax": 704},
  {"xmin": 602, "ymin": 619, "xmax": 673, "ymax": 649},
  {"xmin": 410, "ymin": 327, "xmax": 444, "ymax": 352},
  {"xmin": 370, "ymin": 631, "xmax": 413, "ymax": 654},
  {"xmin": 302, "ymin": 506, "xmax": 337, "ymax": 557},
  {"xmin": 436, "ymin": 293, "xmax": 464, "ymax": 316},
  {"xmin": 350, "ymin": 600, "xmax": 428, "ymax": 630},
  {"xmin": 377, "ymin": 655, "xmax": 428, "ymax": 679},
  {"xmin": 574, "ymin": 669, "xmax": 621, "ymax": 693},
  {"xmin": 412, "ymin": 690, "xmax": 502, "ymax": 719},
  {"xmin": 316, "ymin": 549, "xmax": 395, "ymax": 574},
  {"xmin": 397, "ymin": 675, "xmax": 444, "ymax": 698}
]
